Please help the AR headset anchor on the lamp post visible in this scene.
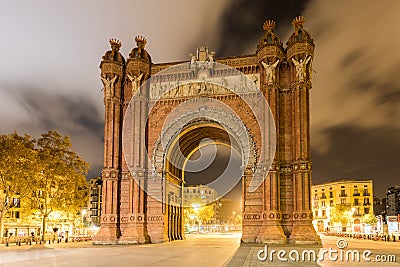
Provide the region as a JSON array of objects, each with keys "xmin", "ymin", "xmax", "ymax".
[
  {"xmin": 232, "ymin": 211, "xmax": 236, "ymax": 230},
  {"xmin": 351, "ymin": 207, "xmax": 356, "ymax": 233},
  {"xmin": 81, "ymin": 209, "xmax": 87, "ymax": 235},
  {"xmin": 192, "ymin": 204, "xmax": 200, "ymax": 234}
]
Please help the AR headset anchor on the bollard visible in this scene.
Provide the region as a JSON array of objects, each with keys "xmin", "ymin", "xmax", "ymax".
[{"xmin": 48, "ymin": 240, "xmax": 51, "ymax": 244}]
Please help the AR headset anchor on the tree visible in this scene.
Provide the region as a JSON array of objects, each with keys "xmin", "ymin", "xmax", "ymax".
[
  {"xmin": 184, "ymin": 197, "xmax": 215, "ymax": 229},
  {"xmin": 0, "ymin": 133, "xmax": 38, "ymax": 238},
  {"xmin": 362, "ymin": 213, "xmax": 378, "ymax": 225},
  {"xmin": 28, "ymin": 130, "xmax": 89, "ymax": 241},
  {"xmin": 330, "ymin": 205, "xmax": 353, "ymax": 227}
]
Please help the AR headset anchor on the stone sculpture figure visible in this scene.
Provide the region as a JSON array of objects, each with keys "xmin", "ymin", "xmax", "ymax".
[
  {"xmin": 101, "ymin": 75, "xmax": 117, "ymax": 97},
  {"xmin": 292, "ymin": 56, "xmax": 311, "ymax": 82},
  {"xmin": 261, "ymin": 59, "xmax": 280, "ymax": 84},
  {"xmin": 127, "ymin": 73, "xmax": 143, "ymax": 94}
]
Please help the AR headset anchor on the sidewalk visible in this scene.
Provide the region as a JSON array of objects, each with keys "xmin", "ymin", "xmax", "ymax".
[
  {"xmin": 225, "ymin": 243, "xmax": 322, "ymax": 267},
  {"xmin": 0, "ymin": 240, "xmax": 94, "ymax": 251}
]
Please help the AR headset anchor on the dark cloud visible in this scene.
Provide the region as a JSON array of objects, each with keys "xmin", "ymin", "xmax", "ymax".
[
  {"xmin": 0, "ymin": 85, "xmax": 104, "ymax": 177},
  {"xmin": 339, "ymin": 48, "xmax": 366, "ymax": 69},
  {"xmin": 312, "ymin": 125, "xmax": 400, "ymax": 198},
  {"xmin": 216, "ymin": 0, "xmax": 312, "ymax": 56},
  {"xmin": 10, "ymin": 88, "xmax": 103, "ymax": 138}
]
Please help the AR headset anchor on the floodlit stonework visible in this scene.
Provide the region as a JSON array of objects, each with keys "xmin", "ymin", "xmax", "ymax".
[{"xmin": 93, "ymin": 16, "xmax": 320, "ymax": 245}]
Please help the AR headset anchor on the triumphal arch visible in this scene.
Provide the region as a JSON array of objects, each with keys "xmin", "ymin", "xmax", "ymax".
[{"xmin": 94, "ymin": 16, "xmax": 320, "ymax": 244}]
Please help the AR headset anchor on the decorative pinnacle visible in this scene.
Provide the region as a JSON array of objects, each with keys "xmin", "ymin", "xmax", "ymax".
[
  {"xmin": 135, "ymin": 36, "xmax": 147, "ymax": 48},
  {"xmin": 292, "ymin": 16, "xmax": 306, "ymax": 28},
  {"xmin": 263, "ymin": 20, "xmax": 276, "ymax": 32},
  {"xmin": 109, "ymin": 38, "xmax": 122, "ymax": 50}
]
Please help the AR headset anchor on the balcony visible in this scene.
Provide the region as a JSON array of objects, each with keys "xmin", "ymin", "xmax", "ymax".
[
  {"xmin": 339, "ymin": 194, "xmax": 347, "ymax": 197},
  {"xmin": 363, "ymin": 203, "xmax": 371, "ymax": 206},
  {"xmin": 353, "ymin": 193, "xmax": 360, "ymax": 196},
  {"xmin": 363, "ymin": 193, "xmax": 370, "ymax": 196},
  {"xmin": 353, "ymin": 202, "xmax": 360, "ymax": 206}
]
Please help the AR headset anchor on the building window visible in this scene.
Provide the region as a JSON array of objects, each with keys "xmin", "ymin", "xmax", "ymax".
[
  {"xmin": 322, "ymin": 210, "xmax": 326, "ymax": 217},
  {"xmin": 353, "ymin": 189, "xmax": 360, "ymax": 196},
  {"xmin": 329, "ymin": 191, "xmax": 333, "ymax": 198},
  {"xmin": 354, "ymin": 208, "xmax": 360, "ymax": 216},
  {"xmin": 315, "ymin": 211, "xmax": 318, "ymax": 217},
  {"xmin": 354, "ymin": 199, "xmax": 359, "ymax": 206},
  {"xmin": 364, "ymin": 208, "xmax": 370, "ymax": 214},
  {"xmin": 341, "ymin": 199, "xmax": 346, "ymax": 205},
  {"xmin": 321, "ymin": 193, "xmax": 326, "ymax": 199},
  {"xmin": 321, "ymin": 201, "xmax": 326, "ymax": 207},
  {"xmin": 13, "ymin": 198, "xmax": 20, "ymax": 208},
  {"xmin": 364, "ymin": 198, "xmax": 370, "ymax": 205},
  {"xmin": 330, "ymin": 200, "xmax": 334, "ymax": 207},
  {"xmin": 363, "ymin": 189, "xmax": 370, "ymax": 196},
  {"xmin": 340, "ymin": 190, "xmax": 346, "ymax": 197}
]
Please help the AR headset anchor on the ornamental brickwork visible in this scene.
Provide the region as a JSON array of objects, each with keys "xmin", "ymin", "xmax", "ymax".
[{"xmin": 93, "ymin": 16, "xmax": 320, "ymax": 245}]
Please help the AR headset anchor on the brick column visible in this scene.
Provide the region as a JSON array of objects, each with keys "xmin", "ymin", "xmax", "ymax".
[
  {"xmin": 94, "ymin": 40, "xmax": 125, "ymax": 244},
  {"xmin": 254, "ymin": 20, "xmax": 286, "ymax": 243},
  {"xmin": 118, "ymin": 39, "xmax": 151, "ymax": 243}
]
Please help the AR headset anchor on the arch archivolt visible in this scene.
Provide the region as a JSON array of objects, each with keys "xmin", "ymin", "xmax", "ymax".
[{"xmin": 151, "ymin": 105, "xmax": 259, "ymax": 180}]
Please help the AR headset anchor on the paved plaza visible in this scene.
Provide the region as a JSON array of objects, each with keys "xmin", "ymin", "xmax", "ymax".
[{"xmin": 0, "ymin": 234, "xmax": 399, "ymax": 266}]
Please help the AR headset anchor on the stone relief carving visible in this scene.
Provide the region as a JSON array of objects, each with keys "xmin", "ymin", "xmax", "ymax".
[
  {"xmin": 292, "ymin": 55, "xmax": 311, "ymax": 82},
  {"xmin": 261, "ymin": 59, "xmax": 279, "ymax": 85},
  {"xmin": 127, "ymin": 73, "xmax": 143, "ymax": 94},
  {"xmin": 100, "ymin": 75, "xmax": 117, "ymax": 97},
  {"xmin": 148, "ymin": 74, "xmax": 260, "ymax": 100}
]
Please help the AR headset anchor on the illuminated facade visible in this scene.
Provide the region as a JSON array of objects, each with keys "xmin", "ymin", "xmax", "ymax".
[
  {"xmin": 312, "ymin": 180, "xmax": 374, "ymax": 233},
  {"xmin": 183, "ymin": 185, "xmax": 218, "ymax": 206}
]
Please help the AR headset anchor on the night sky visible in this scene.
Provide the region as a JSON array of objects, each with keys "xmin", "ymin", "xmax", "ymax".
[{"xmin": 0, "ymin": 1, "xmax": 399, "ymax": 200}]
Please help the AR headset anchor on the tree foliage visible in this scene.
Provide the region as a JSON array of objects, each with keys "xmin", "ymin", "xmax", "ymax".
[
  {"xmin": 362, "ymin": 213, "xmax": 377, "ymax": 225},
  {"xmin": 29, "ymin": 131, "xmax": 89, "ymax": 240},
  {"xmin": 0, "ymin": 130, "xmax": 89, "ymax": 240},
  {"xmin": 184, "ymin": 196, "xmax": 215, "ymax": 225},
  {"xmin": 329, "ymin": 205, "xmax": 352, "ymax": 225},
  {"xmin": 0, "ymin": 133, "xmax": 39, "ymax": 237}
]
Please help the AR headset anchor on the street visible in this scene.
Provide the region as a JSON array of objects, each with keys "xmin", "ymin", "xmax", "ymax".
[{"xmin": 0, "ymin": 234, "xmax": 399, "ymax": 266}]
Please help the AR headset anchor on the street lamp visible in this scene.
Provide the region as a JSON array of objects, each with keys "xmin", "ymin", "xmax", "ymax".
[
  {"xmin": 351, "ymin": 207, "xmax": 356, "ymax": 233},
  {"xmin": 81, "ymin": 209, "xmax": 87, "ymax": 235},
  {"xmin": 192, "ymin": 204, "xmax": 200, "ymax": 233},
  {"xmin": 232, "ymin": 211, "xmax": 236, "ymax": 230}
]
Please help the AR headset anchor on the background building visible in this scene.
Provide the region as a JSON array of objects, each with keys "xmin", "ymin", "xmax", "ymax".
[
  {"xmin": 87, "ymin": 177, "xmax": 102, "ymax": 227},
  {"xmin": 183, "ymin": 185, "xmax": 218, "ymax": 206},
  {"xmin": 312, "ymin": 180, "xmax": 373, "ymax": 233},
  {"xmin": 373, "ymin": 196, "xmax": 386, "ymax": 216},
  {"xmin": 387, "ymin": 185, "xmax": 400, "ymax": 216}
]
